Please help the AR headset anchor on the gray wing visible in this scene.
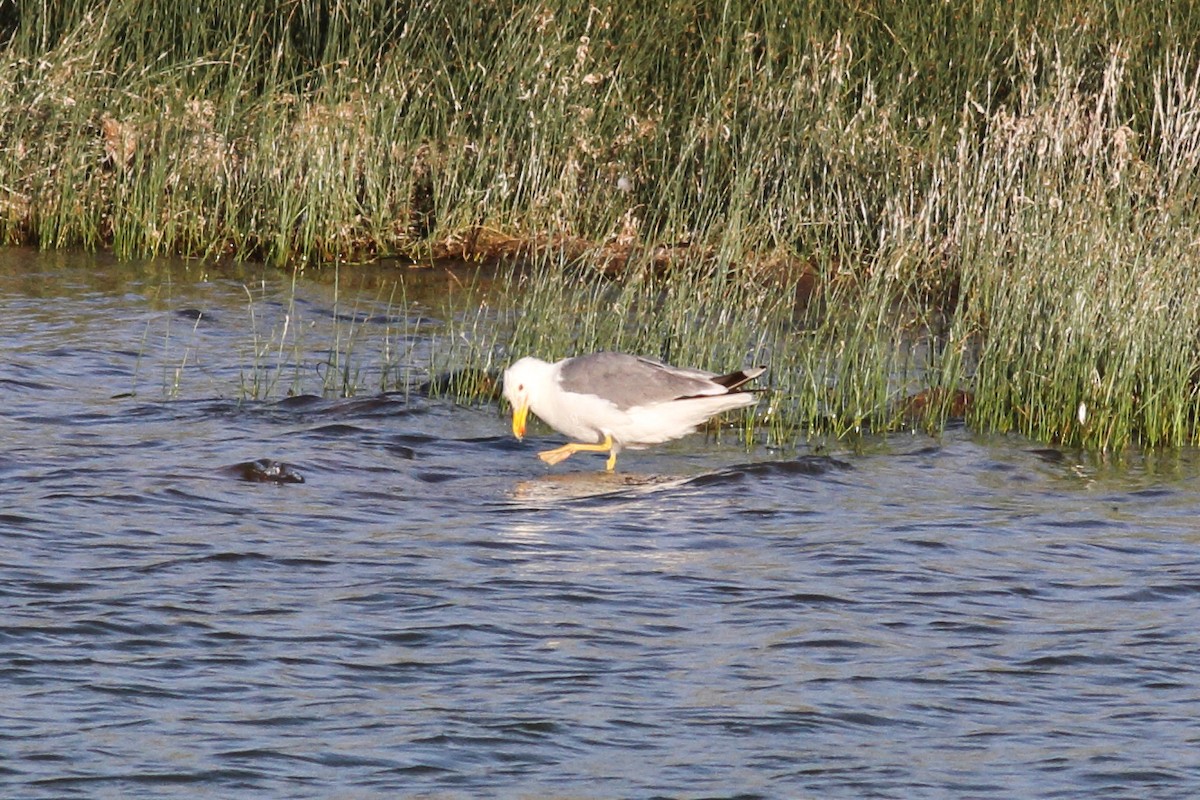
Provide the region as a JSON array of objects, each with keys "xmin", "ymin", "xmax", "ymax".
[{"xmin": 558, "ymin": 352, "xmax": 726, "ymax": 410}]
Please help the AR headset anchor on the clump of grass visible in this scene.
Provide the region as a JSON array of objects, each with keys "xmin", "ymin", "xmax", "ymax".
[
  {"xmin": 118, "ymin": 263, "xmax": 457, "ymax": 403},
  {"xmin": 9, "ymin": 3, "xmax": 1200, "ymax": 450},
  {"xmin": 437, "ymin": 22, "xmax": 1200, "ymax": 453},
  {"xmin": 1, "ymin": 2, "xmax": 1191, "ymax": 268},
  {"xmin": 950, "ymin": 43, "xmax": 1200, "ymax": 450}
]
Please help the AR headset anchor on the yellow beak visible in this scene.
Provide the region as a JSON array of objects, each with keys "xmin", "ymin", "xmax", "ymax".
[{"xmin": 511, "ymin": 402, "xmax": 529, "ymax": 440}]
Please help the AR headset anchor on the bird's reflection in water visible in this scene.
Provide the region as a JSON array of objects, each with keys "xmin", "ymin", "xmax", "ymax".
[{"xmin": 509, "ymin": 470, "xmax": 689, "ymax": 504}]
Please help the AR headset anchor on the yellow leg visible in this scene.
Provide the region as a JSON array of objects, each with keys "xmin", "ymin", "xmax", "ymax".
[{"xmin": 537, "ymin": 434, "xmax": 616, "ymax": 470}]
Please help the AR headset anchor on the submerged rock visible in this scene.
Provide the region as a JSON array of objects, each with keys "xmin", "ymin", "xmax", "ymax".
[
  {"xmin": 227, "ymin": 458, "xmax": 305, "ymax": 484},
  {"xmin": 174, "ymin": 307, "xmax": 214, "ymax": 323}
]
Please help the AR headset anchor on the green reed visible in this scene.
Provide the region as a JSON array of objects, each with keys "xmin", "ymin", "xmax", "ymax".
[
  {"xmin": 8, "ymin": 2, "xmax": 1200, "ymax": 449},
  {"xmin": 3, "ymin": 1, "xmax": 1186, "ymax": 265}
]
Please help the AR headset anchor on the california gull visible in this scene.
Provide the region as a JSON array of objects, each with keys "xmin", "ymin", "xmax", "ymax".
[{"xmin": 502, "ymin": 351, "xmax": 765, "ymax": 470}]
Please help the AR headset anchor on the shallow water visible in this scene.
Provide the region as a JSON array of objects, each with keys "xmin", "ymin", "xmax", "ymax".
[{"xmin": 3, "ymin": 248, "xmax": 1200, "ymax": 798}]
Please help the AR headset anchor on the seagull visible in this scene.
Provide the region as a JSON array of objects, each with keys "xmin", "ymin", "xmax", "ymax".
[{"xmin": 502, "ymin": 351, "xmax": 765, "ymax": 470}]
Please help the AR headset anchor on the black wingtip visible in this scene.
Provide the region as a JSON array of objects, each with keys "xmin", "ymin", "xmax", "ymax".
[{"xmin": 711, "ymin": 366, "xmax": 767, "ymax": 391}]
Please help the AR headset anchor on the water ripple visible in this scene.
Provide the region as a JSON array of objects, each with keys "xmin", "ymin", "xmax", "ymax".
[{"xmin": 5, "ymin": 253, "xmax": 1200, "ymax": 798}]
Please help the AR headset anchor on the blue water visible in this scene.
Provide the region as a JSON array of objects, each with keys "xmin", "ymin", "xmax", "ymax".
[{"xmin": 3, "ymin": 249, "xmax": 1200, "ymax": 798}]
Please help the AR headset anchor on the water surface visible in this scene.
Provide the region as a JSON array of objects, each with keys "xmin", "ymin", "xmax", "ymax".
[{"xmin": 3, "ymin": 248, "xmax": 1200, "ymax": 798}]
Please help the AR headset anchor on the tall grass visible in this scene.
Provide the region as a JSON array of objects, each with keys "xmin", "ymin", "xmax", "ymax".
[
  {"xmin": 7, "ymin": 2, "xmax": 1200, "ymax": 449},
  {"xmin": 950, "ymin": 43, "xmax": 1200, "ymax": 450}
]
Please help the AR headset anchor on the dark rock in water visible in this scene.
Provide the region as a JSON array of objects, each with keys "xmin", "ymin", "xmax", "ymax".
[
  {"xmin": 228, "ymin": 458, "xmax": 305, "ymax": 484},
  {"xmin": 175, "ymin": 307, "xmax": 214, "ymax": 323}
]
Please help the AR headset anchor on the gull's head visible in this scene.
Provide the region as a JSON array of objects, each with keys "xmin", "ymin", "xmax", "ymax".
[{"xmin": 502, "ymin": 356, "xmax": 549, "ymax": 440}]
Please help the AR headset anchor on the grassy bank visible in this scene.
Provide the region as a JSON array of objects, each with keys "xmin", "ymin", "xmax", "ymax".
[{"xmin": 5, "ymin": 1, "xmax": 1200, "ymax": 450}]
